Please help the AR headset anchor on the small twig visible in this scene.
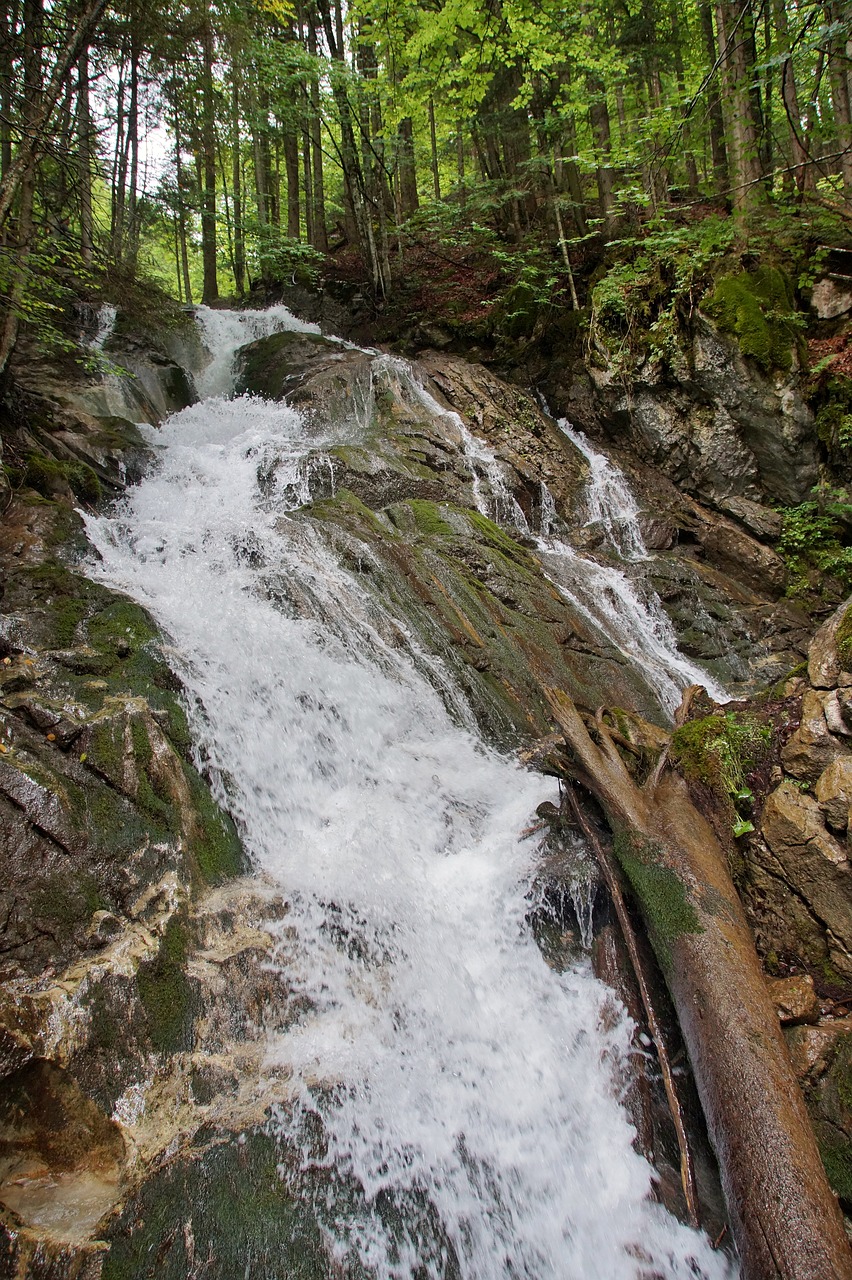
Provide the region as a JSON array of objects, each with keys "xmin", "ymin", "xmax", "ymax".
[{"xmin": 565, "ymin": 787, "xmax": 700, "ymax": 1228}]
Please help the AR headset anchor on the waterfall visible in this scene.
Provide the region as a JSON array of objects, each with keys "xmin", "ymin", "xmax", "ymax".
[
  {"xmin": 392, "ymin": 362, "xmax": 727, "ymax": 715},
  {"xmin": 82, "ymin": 307, "xmax": 732, "ymax": 1279},
  {"xmin": 85, "ymin": 303, "xmax": 118, "ymax": 352}
]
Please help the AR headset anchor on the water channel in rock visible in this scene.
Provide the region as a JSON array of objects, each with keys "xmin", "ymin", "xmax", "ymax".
[{"xmin": 83, "ymin": 306, "xmax": 733, "ymax": 1279}]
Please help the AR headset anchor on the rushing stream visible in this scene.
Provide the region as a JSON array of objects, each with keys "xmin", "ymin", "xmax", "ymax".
[{"xmin": 83, "ymin": 307, "xmax": 733, "ymax": 1278}]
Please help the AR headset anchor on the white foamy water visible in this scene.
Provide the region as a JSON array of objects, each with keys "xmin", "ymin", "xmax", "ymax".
[
  {"xmin": 393, "ymin": 364, "xmax": 726, "ymax": 715},
  {"xmin": 558, "ymin": 420, "xmax": 647, "ymax": 561},
  {"xmin": 82, "ymin": 307, "xmax": 732, "ymax": 1279}
]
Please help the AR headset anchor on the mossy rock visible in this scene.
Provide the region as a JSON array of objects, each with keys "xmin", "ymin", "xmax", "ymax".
[
  {"xmin": 102, "ymin": 1129, "xmax": 329, "ymax": 1280},
  {"xmin": 836, "ymin": 604, "xmax": 852, "ymax": 671},
  {"xmin": 703, "ymin": 266, "xmax": 801, "ymax": 373},
  {"xmin": 23, "ymin": 452, "xmax": 102, "ymax": 505},
  {"xmin": 137, "ymin": 913, "xmax": 196, "ymax": 1054}
]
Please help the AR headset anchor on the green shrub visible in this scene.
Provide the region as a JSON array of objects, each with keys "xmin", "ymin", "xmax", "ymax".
[{"xmin": 778, "ymin": 486, "xmax": 852, "ymax": 598}]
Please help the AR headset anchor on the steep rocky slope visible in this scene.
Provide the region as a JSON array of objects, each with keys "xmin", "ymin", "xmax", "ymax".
[{"xmin": 1, "ymin": 296, "xmax": 851, "ymax": 1273}]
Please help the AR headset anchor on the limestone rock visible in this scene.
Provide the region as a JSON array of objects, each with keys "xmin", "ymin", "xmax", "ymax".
[
  {"xmin": 760, "ymin": 781, "xmax": 852, "ymax": 969},
  {"xmin": 766, "ymin": 974, "xmax": 819, "ymax": 1025},
  {"xmin": 824, "ymin": 690, "xmax": 852, "ymax": 738},
  {"xmin": 816, "ymin": 758, "xmax": 852, "ymax": 832},
  {"xmin": 810, "ymin": 277, "xmax": 852, "ymax": 321},
  {"xmin": 718, "ymin": 495, "xmax": 784, "ymax": 542},
  {"xmin": 808, "ymin": 596, "xmax": 852, "ymax": 689},
  {"xmin": 781, "ymin": 689, "xmax": 850, "ymax": 783},
  {"xmin": 785, "ymin": 1018, "xmax": 852, "ymax": 1080}
]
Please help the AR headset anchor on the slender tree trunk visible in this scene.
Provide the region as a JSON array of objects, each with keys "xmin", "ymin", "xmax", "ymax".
[
  {"xmin": 77, "ymin": 43, "xmax": 93, "ymax": 264},
  {"xmin": 307, "ymin": 22, "xmax": 327, "ymax": 251},
  {"xmin": 671, "ymin": 6, "xmax": 699, "ymax": 193},
  {"xmin": 587, "ymin": 76, "xmax": 616, "ymax": 229},
  {"xmin": 125, "ymin": 37, "xmax": 140, "ymax": 268},
  {"xmin": 284, "ymin": 128, "xmax": 300, "ymax": 238},
  {"xmin": 398, "ymin": 116, "xmax": 418, "ymax": 216},
  {"xmin": 772, "ymin": 0, "xmax": 809, "ymax": 193},
  {"xmin": 200, "ymin": 15, "xmax": 218, "ymax": 302},
  {"xmin": 0, "ymin": 0, "xmax": 40, "ymax": 375},
  {"xmin": 0, "ymin": 0, "xmax": 107, "ymax": 232},
  {"xmin": 715, "ymin": 0, "xmax": 765, "ymax": 210},
  {"xmin": 0, "ymin": 0, "xmax": 17, "ymax": 178},
  {"xmin": 317, "ymin": 0, "xmax": 381, "ymax": 290},
  {"xmin": 175, "ymin": 116, "xmax": 192, "ymax": 305},
  {"xmin": 428, "ymin": 97, "xmax": 440, "ymax": 200},
  {"xmin": 826, "ymin": 0, "xmax": 852, "ymax": 201},
  {"xmin": 111, "ymin": 53, "xmax": 127, "ymax": 259},
  {"xmin": 698, "ymin": 0, "xmax": 729, "ymax": 194},
  {"xmin": 230, "ymin": 68, "xmax": 245, "ymax": 295}
]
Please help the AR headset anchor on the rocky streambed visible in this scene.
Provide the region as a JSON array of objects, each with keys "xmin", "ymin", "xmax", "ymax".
[{"xmin": 0, "ymin": 300, "xmax": 850, "ymax": 1277}]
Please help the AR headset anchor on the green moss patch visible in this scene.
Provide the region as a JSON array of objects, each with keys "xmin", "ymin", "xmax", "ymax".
[
  {"xmin": 819, "ymin": 1133, "xmax": 852, "ymax": 1209},
  {"xmin": 670, "ymin": 710, "xmax": 771, "ymax": 833},
  {"xmin": 408, "ymin": 498, "xmax": 454, "ymax": 538},
  {"xmin": 836, "ymin": 604, "xmax": 852, "ymax": 670},
  {"xmin": 102, "ymin": 1129, "xmax": 328, "ymax": 1280},
  {"xmin": 613, "ymin": 831, "xmax": 702, "ymax": 970},
  {"xmin": 24, "ymin": 451, "xmax": 102, "ymax": 505},
  {"xmin": 137, "ymin": 914, "xmax": 195, "ymax": 1054},
  {"xmin": 186, "ymin": 768, "xmax": 246, "ymax": 884},
  {"xmin": 703, "ymin": 266, "xmax": 802, "ymax": 373}
]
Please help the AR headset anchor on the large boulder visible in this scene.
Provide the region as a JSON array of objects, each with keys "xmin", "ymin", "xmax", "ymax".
[{"xmin": 758, "ymin": 781, "xmax": 852, "ymax": 978}]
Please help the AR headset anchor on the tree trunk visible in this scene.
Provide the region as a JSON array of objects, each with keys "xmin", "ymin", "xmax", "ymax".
[
  {"xmin": 0, "ymin": 0, "xmax": 40, "ymax": 376},
  {"xmin": 826, "ymin": 0, "xmax": 852, "ymax": 202},
  {"xmin": 125, "ymin": 37, "xmax": 140, "ymax": 268},
  {"xmin": 428, "ymin": 97, "xmax": 440, "ymax": 200},
  {"xmin": 175, "ymin": 116, "xmax": 193, "ymax": 305},
  {"xmin": 398, "ymin": 116, "xmax": 418, "ymax": 216},
  {"xmin": 231, "ymin": 69, "xmax": 245, "ymax": 296},
  {"xmin": 77, "ymin": 42, "xmax": 93, "ymax": 264},
  {"xmin": 307, "ymin": 11, "xmax": 327, "ymax": 251},
  {"xmin": 715, "ymin": 0, "xmax": 765, "ymax": 211},
  {"xmin": 698, "ymin": 0, "xmax": 729, "ymax": 194},
  {"xmin": 0, "ymin": 0, "xmax": 108, "ymax": 232},
  {"xmin": 284, "ymin": 128, "xmax": 300, "ymax": 238},
  {"xmin": 587, "ymin": 77, "xmax": 616, "ymax": 230},
  {"xmin": 544, "ymin": 689, "xmax": 852, "ymax": 1280},
  {"xmin": 0, "ymin": 0, "xmax": 18, "ymax": 178},
  {"xmin": 771, "ymin": 0, "xmax": 809, "ymax": 192},
  {"xmin": 200, "ymin": 15, "xmax": 218, "ymax": 302}
]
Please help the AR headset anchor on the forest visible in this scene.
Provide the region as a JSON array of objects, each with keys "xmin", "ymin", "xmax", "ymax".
[{"xmin": 0, "ymin": 0, "xmax": 850, "ymax": 377}]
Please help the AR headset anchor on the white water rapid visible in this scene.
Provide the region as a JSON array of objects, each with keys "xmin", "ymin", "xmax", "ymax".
[
  {"xmin": 83, "ymin": 308, "xmax": 733, "ymax": 1279},
  {"xmin": 385, "ymin": 360, "xmax": 726, "ymax": 715}
]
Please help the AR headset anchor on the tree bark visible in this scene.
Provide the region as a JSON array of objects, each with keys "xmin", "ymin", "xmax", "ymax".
[
  {"xmin": 698, "ymin": 0, "xmax": 729, "ymax": 194},
  {"xmin": 715, "ymin": 0, "xmax": 765, "ymax": 210},
  {"xmin": 543, "ymin": 688, "xmax": 852, "ymax": 1280},
  {"xmin": 0, "ymin": 0, "xmax": 108, "ymax": 232},
  {"xmin": 77, "ymin": 42, "xmax": 93, "ymax": 264},
  {"xmin": 200, "ymin": 14, "xmax": 218, "ymax": 302}
]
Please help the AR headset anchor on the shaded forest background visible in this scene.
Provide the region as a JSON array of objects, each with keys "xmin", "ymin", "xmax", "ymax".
[{"xmin": 0, "ymin": 0, "xmax": 850, "ymax": 374}]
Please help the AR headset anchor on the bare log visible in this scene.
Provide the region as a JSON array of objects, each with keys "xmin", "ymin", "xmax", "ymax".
[{"xmin": 543, "ymin": 687, "xmax": 852, "ymax": 1280}]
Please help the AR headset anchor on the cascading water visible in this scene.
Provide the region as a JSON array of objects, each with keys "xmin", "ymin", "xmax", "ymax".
[
  {"xmin": 83, "ymin": 307, "xmax": 733, "ymax": 1279},
  {"xmin": 557, "ymin": 420, "xmax": 647, "ymax": 562},
  {"xmin": 386, "ymin": 360, "xmax": 726, "ymax": 715}
]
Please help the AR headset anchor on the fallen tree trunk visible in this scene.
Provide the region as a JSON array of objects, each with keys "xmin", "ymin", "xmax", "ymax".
[{"xmin": 544, "ymin": 687, "xmax": 852, "ymax": 1280}]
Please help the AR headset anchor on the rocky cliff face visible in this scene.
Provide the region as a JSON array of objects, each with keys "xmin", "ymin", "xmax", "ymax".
[{"xmin": 541, "ymin": 310, "xmax": 819, "ymax": 513}]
